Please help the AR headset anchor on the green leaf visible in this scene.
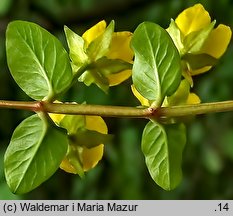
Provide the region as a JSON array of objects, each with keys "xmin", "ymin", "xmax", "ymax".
[
  {"xmin": 6, "ymin": 21, "xmax": 73, "ymax": 101},
  {"xmin": 87, "ymin": 20, "xmax": 114, "ymax": 61},
  {"xmin": 141, "ymin": 121, "xmax": 186, "ymax": 190},
  {"xmin": 70, "ymin": 128, "xmax": 113, "ymax": 148},
  {"xmin": 184, "ymin": 20, "xmax": 216, "ymax": 54},
  {"xmin": 4, "ymin": 114, "xmax": 68, "ymax": 194},
  {"xmin": 64, "ymin": 26, "xmax": 88, "ymax": 70},
  {"xmin": 90, "ymin": 57, "xmax": 132, "ymax": 76},
  {"xmin": 60, "ymin": 114, "xmax": 86, "ymax": 135},
  {"xmin": 131, "ymin": 22, "xmax": 182, "ymax": 107},
  {"xmin": 182, "ymin": 53, "xmax": 217, "ymax": 70}
]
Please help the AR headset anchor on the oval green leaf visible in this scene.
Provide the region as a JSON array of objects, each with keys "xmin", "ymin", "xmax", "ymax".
[
  {"xmin": 142, "ymin": 121, "xmax": 186, "ymax": 190},
  {"xmin": 6, "ymin": 21, "xmax": 73, "ymax": 101},
  {"xmin": 4, "ymin": 114, "xmax": 68, "ymax": 194},
  {"xmin": 131, "ymin": 22, "xmax": 181, "ymax": 107}
]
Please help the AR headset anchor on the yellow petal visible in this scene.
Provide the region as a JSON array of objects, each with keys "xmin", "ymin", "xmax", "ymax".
[
  {"xmin": 175, "ymin": 4, "xmax": 211, "ymax": 36},
  {"xmin": 105, "ymin": 32, "xmax": 134, "ymax": 86},
  {"xmin": 60, "ymin": 158, "xmax": 77, "ymax": 174},
  {"xmin": 82, "ymin": 144, "xmax": 104, "ymax": 171},
  {"xmin": 186, "ymin": 93, "xmax": 201, "ymax": 104},
  {"xmin": 82, "ymin": 20, "xmax": 106, "ymax": 45},
  {"xmin": 108, "ymin": 69, "xmax": 132, "ymax": 86},
  {"xmin": 81, "ymin": 115, "xmax": 107, "ymax": 171},
  {"xmin": 107, "ymin": 32, "xmax": 134, "ymax": 62},
  {"xmin": 131, "ymin": 85, "xmax": 150, "ymax": 107},
  {"xmin": 49, "ymin": 101, "xmax": 65, "ymax": 124},
  {"xmin": 85, "ymin": 115, "xmax": 108, "ymax": 134},
  {"xmin": 49, "ymin": 113, "xmax": 65, "ymax": 125},
  {"xmin": 202, "ymin": 24, "xmax": 232, "ymax": 58},
  {"xmin": 189, "ymin": 66, "xmax": 212, "ymax": 76}
]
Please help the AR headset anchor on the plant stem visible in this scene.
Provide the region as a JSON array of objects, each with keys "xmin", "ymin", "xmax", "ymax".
[
  {"xmin": 42, "ymin": 102, "xmax": 149, "ymax": 118},
  {"xmin": 1, "ymin": 100, "xmax": 233, "ymax": 118},
  {"xmin": 157, "ymin": 100, "xmax": 233, "ymax": 117},
  {"xmin": 0, "ymin": 100, "xmax": 40, "ymax": 112}
]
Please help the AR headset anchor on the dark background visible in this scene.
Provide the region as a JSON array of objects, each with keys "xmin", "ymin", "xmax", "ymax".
[{"xmin": 1, "ymin": 0, "xmax": 233, "ymax": 199}]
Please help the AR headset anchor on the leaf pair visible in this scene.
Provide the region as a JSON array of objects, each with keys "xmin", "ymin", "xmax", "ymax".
[
  {"xmin": 4, "ymin": 21, "xmax": 114, "ymax": 194},
  {"xmin": 131, "ymin": 22, "xmax": 186, "ymax": 190},
  {"xmin": 4, "ymin": 20, "xmax": 189, "ymax": 192},
  {"xmin": 4, "ymin": 21, "xmax": 74, "ymax": 194}
]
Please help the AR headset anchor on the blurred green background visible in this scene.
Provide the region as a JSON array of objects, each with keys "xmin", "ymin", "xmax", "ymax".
[{"xmin": 1, "ymin": 0, "xmax": 233, "ymax": 199}]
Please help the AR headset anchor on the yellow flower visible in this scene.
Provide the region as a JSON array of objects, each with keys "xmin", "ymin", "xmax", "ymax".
[
  {"xmin": 131, "ymin": 85, "xmax": 150, "ymax": 107},
  {"xmin": 49, "ymin": 101, "xmax": 64, "ymax": 124},
  {"xmin": 175, "ymin": 4, "xmax": 211, "ymax": 37},
  {"xmin": 202, "ymin": 24, "xmax": 232, "ymax": 59},
  {"xmin": 186, "ymin": 93, "xmax": 201, "ymax": 104},
  {"xmin": 169, "ymin": 4, "xmax": 232, "ymax": 76},
  {"xmin": 49, "ymin": 104, "xmax": 107, "ymax": 174},
  {"xmin": 82, "ymin": 20, "xmax": 134, "ymax": 86},
  {"xmin": 82, "ymin": 20, "xmax": 107, "ymax": 45},
  {"xmin": 166, "ymin": 80, "xmax": 201, "ymax": 105},
  {"xmin": 131, "ymin": 80, "xmax": 200, "ymax": 107},
  {"xmin": 59, "ymin": 115, "xmax": 107, "ymax": 173},
  {"xmin": 82, "ymin": 116, "xmax": 107, "ymax": 171}
]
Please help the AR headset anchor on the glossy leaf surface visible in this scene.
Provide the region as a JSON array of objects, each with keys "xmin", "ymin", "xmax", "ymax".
[
  {"xmin": 6, "ymin": 21, "xmax": 73, "ymax": 100},
  {"xmin": 4, "ymin": 114, "xmax": 68, "ymax": 194},
  {"xmin": 131, "ymin": 22, "xmax": 181, "ymax": 107},
  {"xmin": 142, "ymin": 121, "xmax": 186, "ymax": 190}
]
